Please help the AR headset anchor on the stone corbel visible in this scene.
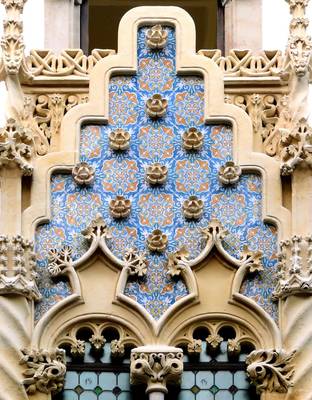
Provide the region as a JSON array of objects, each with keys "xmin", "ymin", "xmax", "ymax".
[
  {"xmin": 246, "ymin": 349, "xmax": 296, "ymax": 394},
  {"xmin": 130, "ymin": 346, "xmax": 183, "ymax": 400},
  {"xmin": 20, "ymin": 348, "xmax": 66, "ymax": 395}
]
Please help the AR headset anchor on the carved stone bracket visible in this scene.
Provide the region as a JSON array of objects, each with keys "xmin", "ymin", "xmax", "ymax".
[
  {"xmin": 246, "ymin": 349, "xmax": 296, "ymax": 393},
  {"xmin": 130, "ymin": 346, "xmax": 183, "ymax": 396},
  {"xmin": 20, "ymin": 348, "xmax": 66, "ymax": 395},
  {"xmin": 0, "ymin": 235, "xmax": 40, "ymax": 300},
  {"xmin": 273, "ymin": 235, "xmax": 312, "ymax": 299},
  {"xmin": 0, "ymin": 118, "xmax": 33, "ymax": 174}
]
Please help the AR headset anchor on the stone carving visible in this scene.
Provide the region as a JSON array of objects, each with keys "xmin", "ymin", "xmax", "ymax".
[
  {"xmin": 239, "ymin": 246, "xmax": 263, "ymax": 273},
  {"xmin": 146, "ymin": 162, "xmax": 168, "ymax": 185},
  {"xmin": 201, "ymin": 218, "xmax": 229, "ymax": 243},
  {"xmin": 225, "ymin": 93, "xmax": 281, "ymax": 145},
  {"xmin": 167, "ymin": 247, "xmax": 189, "ymax": 277},
  {"xmin": 279, "ymin": 118, "xmax": 312, "ymax": 175},
  {"xmin": 0, "ymin": 118, "xmax": 33, "ymax": 174},
  {"xmin": 176, "ymin": 320, "xmax": 256, "ymax": 362},
  {"xmin": 199, "ymin": 49, "xmax": 283, "ymax": 77},
  {"xmin": 273, "ymin": 235, "xmax": 312, "ymax": 299},
  {"xmin": 182, "ymin": 195, "xmax": 204, "ymax": 220},
  {"xmin": 147, "ymin": 229, "xmax": 168, "ymax": 252},
  {"xmin": 48, "ymin": 246, "xmax": 73, "ymax": 277},
  {"xmin": 246, "ymin": 349, "xmax": 296, "ymax": 393},
  {"xmin": 81, "ymin": 214, "xmax": 111, "ymax": 241},
  {"xmin": 130, "ymin": 346, "xmax": 183, "ymax": 395},
  {"xmin": 72, "ymin": 162, "xmax": 95, "ymax": 186},
  {"xmin": 22, "ymin": 93, "xmax": 89, "ymax": 155},
  {"xmin": 20, "ymin": 348, "xmax": 66, "ymax": 395},
  {"xmin": 146, "ymin": 24, "xmax": 168, "ymax": 49},
  {"xmin": 0, "ymin": 235, "xmax": 40, "ymax": 300},
  {"xmin": 145, "ymin": 94, "xmax": 168, "ymax": 119},
  {"xmin": 56, "ymin": 321, "xmax": 138, "ymax": 359},
  {"xmin": 123, "ymin": 248, "xmax": 148, "ymax": 277},
  {"xmin": 109, "ymin": 128, "xmax": 131, "ymax": 150},
  {"xmin": 109, "ymin": 195, "xmax": 131, "ymax": 218},
  {"xmin": 26, "ymin": 48, "xmax": 115, "ymax": 77},
  {"xmin": 284, "ymin": 0, "xmax": 312, "ymax": 77},
  {"xmin": 218, "ymin": 161, "xmax": 242, "ymax": 185},
  {"xmin": 0, "ymin": 0, "xmax": 28, "ymax": 77},
  {"xmin": 110, "ymin": 339, "xmax": 125, "ymax": 358},
  {"xmin": 182, "ymin": 127, "xmax": 203, "ymax": 150}
]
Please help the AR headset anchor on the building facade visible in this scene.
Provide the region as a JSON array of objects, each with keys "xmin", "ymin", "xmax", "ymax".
[{"xmin": 0, "ymin": 1, "xmax": 311, "ymax": 400}]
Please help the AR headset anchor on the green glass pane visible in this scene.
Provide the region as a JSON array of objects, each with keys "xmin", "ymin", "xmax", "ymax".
[
  {"xmin": 210, "ymin": 385, "xmax": 219, "ymax": 395},
  {"xmin": 94, "ymin": 386, "xmax": 103, "ymax": 396}
]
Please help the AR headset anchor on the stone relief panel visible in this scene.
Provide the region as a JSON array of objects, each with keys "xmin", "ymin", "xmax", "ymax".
[{"xmin": 34, "ymin": 26, "xmax": 278, "ymax": 323}]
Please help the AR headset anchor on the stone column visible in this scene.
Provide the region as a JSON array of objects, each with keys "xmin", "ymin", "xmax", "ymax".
[{"xmin": 130, "ymin": 345, "xmax": 183, "ymax": 400}]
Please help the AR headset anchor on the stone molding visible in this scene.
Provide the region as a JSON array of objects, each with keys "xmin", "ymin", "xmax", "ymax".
[
  {"xmin": 20, "ymin": 348, "xmax": 66, "ymax": 395},
  {"xmin": 130, "ymin": 345, "xmax": 183, "ymax": 395},
  {"xmin": 273, "ymin": 235, "xmax": 312, "ymax": 299},
  {"xmin": 246, "ymin": 349, "xmax": 296, "ymax": 393},
  {"xmin": 0, "ymin": 234, "xmax": 40, "ymax": 300}
]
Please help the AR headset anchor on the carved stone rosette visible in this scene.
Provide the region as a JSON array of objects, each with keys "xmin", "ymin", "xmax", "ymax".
[
  {"xmin": 20, "ymin": 348, "xmax": 66, "ymax": 395},
  {"xmin": 130, "ymin": 346, "xmax": 183, "ymax": 395},
  {"xmin": 0, "ymin": 235, "xmax": 40, "ymax": 300},
  {"xmin": 273, "ymin": 235, "xmax": 312, "ymax": 299},
  {"xmin": 246, "ymin": 349, "xmax": 296, "ymax": 394}
]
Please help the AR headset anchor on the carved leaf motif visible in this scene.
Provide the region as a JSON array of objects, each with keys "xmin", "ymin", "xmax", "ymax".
[{"xmin": 246, "ymin": 349, "xmax": 296, "ymax": 393}]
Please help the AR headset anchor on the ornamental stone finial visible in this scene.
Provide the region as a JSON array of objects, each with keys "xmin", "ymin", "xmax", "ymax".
[
  {"xmin": 246, "ymin": 349, "xmax": 296, "ymax": 393},
  {"xmin": 130, "ymin": 346, "xmax": 183, "ymax": 397},
  {"xmin": 0, "ymin": 235, "xmax": 40, "ymax": 300}
]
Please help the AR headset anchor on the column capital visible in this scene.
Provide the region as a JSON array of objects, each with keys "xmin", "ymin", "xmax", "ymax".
[{"xmin": 130, "ymin": 345, "xmax": 183, "ymax": 395}]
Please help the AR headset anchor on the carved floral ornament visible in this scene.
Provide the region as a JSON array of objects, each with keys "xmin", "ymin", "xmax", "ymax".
[
  {"xmin": 123, "ymin": 248, "xmax": 148, "ymax": 277},
  {"xmin": 145, "ymin": 94, "xmax": 168, "ymax": 119},
  {"xmin": 167, "ymin": 247, "xmax": 189, "ymax": 278},
  {"xmin": 109, "ymin": 195, "xmax": 131, "ymax": 219},
  {"xmin": 182, "ymin": 127, "xmax": 203, "ymax": 150},
  {"xmin": 218, "ymin": 161, "xmax": 242, "ymax": 185},
  {"xmin": 145, "ymin": 24, "xmax": 168, "ymax": 49},
  {"xmin": 146, "ymin": 162, "xmax": 168, "ymax": 185},
  {"xmin": 147, "ymin": 229, "xmax": 168, "ymax": 252},
  {"xmin": 182, "ymin": 195, "xmax": 204, "ymax": 220},
  {"xmin": 72, "ymin": 162, "xmax": 95, "ymax": 186},
  {"xmin": 109, "ymin": 128, "xmax": 130, "ymax": 150}
]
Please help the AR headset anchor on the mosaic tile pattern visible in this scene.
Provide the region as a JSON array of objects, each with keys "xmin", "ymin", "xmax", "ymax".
[{"xmin": 35, "ymin": 26, "xmax": 278, "ymax": 322}]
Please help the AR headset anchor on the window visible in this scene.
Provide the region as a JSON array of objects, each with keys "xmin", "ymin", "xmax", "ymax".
[{"xmin": 80, "ymin": 0, "xmax": 224, "ymax": 54}]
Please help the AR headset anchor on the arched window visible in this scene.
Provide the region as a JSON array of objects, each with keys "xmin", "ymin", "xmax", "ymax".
[
  {"xmin": 174, "ymin": 325, "xmax": 259, "ymax": 400},
  {"xmin": 79, "ymin": 0, "xmax": 225, "ymax": 54}
]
